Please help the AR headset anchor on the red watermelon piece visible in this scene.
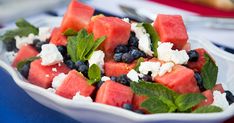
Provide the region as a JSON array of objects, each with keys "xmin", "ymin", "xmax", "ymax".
[
  {"xmin": 87, "ymin": 14, "xmax": 105, "ymax": 33},
  {"xmin": 28, "ymin": 59, "xmax": 70, "ymax": 88},
  {"xmin": 195, "ymin": 90, "xmax": 214, "ymax": 109},
  {"xmin": 154, "ymin": 65, "xmax": 200, "ymax": 94},
  {"xmin": 132, "ymin": 94, "xmax": 148, "ymax": 110},
  {"xmin": 95, "ymin": 80, "xmax": 134, "ymax": 107},
  {"xmin": 12, "ymin": 45, "xmax": 38, "ymax": 67},
  {"xmin": 56, "ymin": 70, "xmax": 95, "ymax": 99},
  {"xmin": 92, "ymin": 17, "xmax": 131, "ymax": 56},
  {"xmin": 187, "ymin": 48, "xmax": 207, "ymax": 72},
  {"xmin": 60, "ymin": 0, "xmax": 94, "ymax": 32},
  {"xmin": 154, "ymin": 14, "xmax": 188, "ymax": 50},
  {"xmin": 104, "ymin": 60, "xmax": 136, "ymax": 77},
  {"xmin": 50, "ymin": 27, "xmax": 67, "ymax": 46},
  {"xmin": 212, "ymin": 84, "xmax": 225, "ymax": 93}
]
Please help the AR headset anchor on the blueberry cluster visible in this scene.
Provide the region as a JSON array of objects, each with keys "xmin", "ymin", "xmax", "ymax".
[
  {"xmin": 110, "ymin": 75, "xmax": 131, "ymax": 86},
  {"xmin": 4, "ymin": 40, "xmax": 18, "ymax": 52},
  {"xmin": 225, "ymin": 91, "xmax": 234, "ymax": 105},
  {"xmin": 31, "ymin": 39, "xmax": 49, "ymax": 52},
  {"xmin": 114, "ymin": 32, "xmax": 146, "ymax": 63},
  {"xmin": 18, "ymin": 63, "xmax": 30, "ymax": 78},
  {"xmin": 122, "ymin": 103, "xmax": 144, "ymax": 114},
  {"xmin": 65, "ymin": 60, "xmax": 89, "ymax": 77},
  {"xmin": 187, "ymin": 50, "xmax": 199, "ymax": 62},
  {"xmin": 194, "ymin": 72, "xmax": 205, "ymax": 92}
]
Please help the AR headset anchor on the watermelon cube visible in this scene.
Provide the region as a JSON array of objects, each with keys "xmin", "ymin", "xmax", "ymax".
[
  {"xmin": 50, "ymin": 27, "xmax": 67, "ymax": 46},
  {"xmin": 92, "ymin": 17, "xmax": 131, "ymax": 56},
  {"xmin": 104, "ymin": 60, "xmax": 136, "ymax": 77},
  {"xmin": 95, "ymin": 80, "xmax": 134, "ymax": 107},
  {"xmin": 60, "ymin": 0, "xmax": 94, "ymax": 32},
  {"xmin": 28, "ymin": 59, "xmax": 70, "ymax": 88},
  {"xmin": 154, "ymin": 65, "xmax": 200, "ymax": 94},
  {"xmin": 212, "ymin": 84, "xmax": 225, "ymax": 93},
  {"xmin": 56, "ymin": 70, "xmax": 95, "ymax": 99},
  {"xmin": 195, "ymin": 90, "xmax": 214, "ymax": 109},
  {"xmin": 187, "ymin": 48, "xmax": 207, "ymax": 72},
  {"xmin": 154, "ymin": 14, "xmax": 188, "ymax": 50},
  {"xmin": 12, "ymin": 45, "xmax": 38, "ymax": 67}
]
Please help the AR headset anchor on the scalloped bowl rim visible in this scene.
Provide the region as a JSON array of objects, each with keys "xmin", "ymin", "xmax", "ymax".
[{"xmin": 1, "ymin": 17, "xmax": 234, "ymax": 122}]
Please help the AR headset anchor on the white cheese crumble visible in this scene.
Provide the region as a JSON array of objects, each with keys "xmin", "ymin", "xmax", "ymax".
[
  {"xmin": 39, "ymin": 44, "xmax": 63, "ymax": 66},
  {"xmin": 139, "ymin": 61, "xmax": 161, "ymax": 78},
  {"xmin": 159, "ymin": 62, "xmax": 174, "ymax": 76},
  {"xmin": 47, "ymin": 88, "xmax": 56, "ymax": 93},
  {"xmin": 52, "ymin": 68, "xmax": 57, "ymax": 72},
  {"xmin": 5, "ymin": 51, "xmax": 17, "ymax": 63},
  {"xmin": 101, "ymin": 76, "xmax": 110, "ymax": 82},
  {"xmin": 212, "ymin": 91, "xmax": 229, "ymax": 110},
  {"xmin": 15, "ymin": 33, "xmax": 35, "ymax": 49},
  {"xmin": 157, "ymin": 42, "xmax": 189, "ymax": 65},
  {"xmin": 38, "ymin": 27, "xmax": 51, "ymax": 41},
  {"xmin": 127, "ymin": 69, "xmax": 139, "ymax": 82},
  {"xmin": 122, "ymin": 18, "xmax": 130, "ymax": 23},
  {"xmin": 52, "ymin": 73, "xmax": 67, "ymax": 89},
  {"xmin": 131, "ymin": 23, "xmax": 153, "ymax": 56},
  {"xmin": 88, "ymin": 50, "xmax": 105, "ymax": 71},
  {"xmin": 72, "ymin": 92, "xmax": 93, "ymax": 103}
]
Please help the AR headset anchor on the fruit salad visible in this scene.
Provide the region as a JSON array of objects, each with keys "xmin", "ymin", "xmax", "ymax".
[{"xmin": 1, "ymin": 0, "xmax": 234, "ymax": 114}]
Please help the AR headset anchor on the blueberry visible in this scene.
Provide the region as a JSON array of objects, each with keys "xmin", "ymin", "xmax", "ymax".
[
  {"xmin": 65, "ymin": 60, "xmax": 75, "ymax": 69},
  {"xmin": 194, "ymin": 72, "xmax": 205, "ymax": 92},
  {"xmin": 139, "ymin": 51, "xmax": 147, "ymax": 58},
  {"xmin": 19, "ymin": 63, "xmax": 30, "ymax": 78},
  {"xmin": 57, "ymin": 46, "xmax": 67, "ymax": 56},
  {"xmin": 122, "ymin": 103, "xmax": 133, "ymax": 111},
  {"xmin": 96, "ymin": 81, "xmax": 104, "ymax": 88},
  {"xmin": 75, "ymin": 61, "xmax": 85, "ymax": 68},
  {"xmin": 35, "ymin": 41, "xmax": 48, "ymax": 52},
  {"xmin": 78, "ymin": 64, "xmax": 88, "ymax": 73},
  {"xmin": 128, "ymin": 34, "xmax": 138, "ymax": 47},
  {"xmin": 142, "ymin": 75, "xmax": 152, "ymax": 82},
  {"xmin": 114, "ymin": 53, "xmax": 123, "ymax": 62},
  {"xmin": 134, "ymin": 109, "xmax": 144, "ymax": 114},
  {"xmin": 187, "ymin": 50, "xmax": 199, "ymax": 62},
  {"xmin": 130, "ymin": 49, "xmax": 142, "ymax": 59},
  {"xmin": 110, "ymin": 76, "xmax": 118, "ymax": 81},
  {"xmin": 122, "ymin": 53, "xmax": 134, "ymax": 63},
  {"xmin": 32, "ymin": 39, "xmax": 41, "ymax": 47},
  {"xmin": 63, "ymin": 54, "xmax": 71, "ymax": 61},
  {"xmin": 225, "ymin": 91, "xmax": 234, "ymax": 105},
  {"xmin": 5, "ymin": 40, "xmax": 17, "ymax": 52},
  {"xmin": 115, "ymin": 45, "xmax": 129, "ymax": 53},
  {"xmin": 117, "ymin": 75, "xmax": 131, "ymax": 86}
]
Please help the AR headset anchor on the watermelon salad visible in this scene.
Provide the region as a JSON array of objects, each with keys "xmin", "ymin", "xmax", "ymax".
[{"xmin": 1, "ymin": 0, "xmax": 234, "ymax": 114}]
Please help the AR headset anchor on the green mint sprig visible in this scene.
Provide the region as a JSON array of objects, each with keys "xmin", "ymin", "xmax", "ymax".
[
  {"xmin": 192, "ymin": 105, "xmax": 223, "ymax": 113},
  {"xmin": 88, "ymin": 64, "xmax": 101, "ymax": 85}
]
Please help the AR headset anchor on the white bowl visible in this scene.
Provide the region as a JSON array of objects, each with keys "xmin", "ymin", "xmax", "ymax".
[{"xmin": 1, "ymin": 17, "xmax": 234, "ymax": 123}]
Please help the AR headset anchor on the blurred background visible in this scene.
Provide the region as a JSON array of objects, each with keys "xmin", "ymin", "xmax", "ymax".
[{"xmin": 0, "ymin": 0, "xmax": 234, "ymax": 123}]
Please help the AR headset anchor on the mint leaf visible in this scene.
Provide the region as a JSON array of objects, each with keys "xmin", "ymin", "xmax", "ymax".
[
  {"xmin": 130, "ymin": 81, "xmax": 178, "ymax": 101},
  {"xmin": 142, "ymin": 23, "xmax": 159, "ymax": 57},
  {"xmin": 134, "ymin": 57, "xmax": 144, "ymax": 72},
  {"xmin": 141, "ymin": 97, "xmax": 170, "ymax": 113},
  {"xmin": 66, "ymin": 29, "xmax": 106, "ymax": 62},
  {"xmin": 63, "ymin": 28, "xmax": 77, "ymax": 36},
  {"xmin": 175, "ymin": 93, "xmax": 206, "ymax": 111},
  {"xmin": 192, "ymin": 105, "xmax": 223, "ymax": 113},
  {"xmin": 159, "ymin": 96, "xmax": 177, "ymax": 112},
  {"xmin": 88, "ymin": 64, "xmax": 101, "ymax": 85},
  {"xmin": 0, "ymin": 18, "xmax": 38, "ymax": 42},
  {"xmin": 17, "ymin": 56, "xmax": 40, "ymax": 70},
  {"xmin": 201, "ymin": 53, "xmax": 218, "ymax": 90}
]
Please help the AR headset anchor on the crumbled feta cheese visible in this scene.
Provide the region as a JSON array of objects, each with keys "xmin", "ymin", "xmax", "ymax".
[
  {"xmin": 157, "ymin": 42, "xmax": 174, "ymax": 62},
  {"xmin": 72, "ymin": 92, "xmax": 93, "ymax": 103},
  {"xmin": 127, "ymin": 69, "xmax": 139, "ymax": 82},
  {"xmin": 15, "ymin": 33, "xmax": 35, "ymax": 49},
  {"xmin": 88, "ymin": 50, "xmax": 105, "ymax": 71},
  {"xmin": 38, "ymin": 27, "xmax": 51, "ymax": 41},
  {"xmin": 47, "ymin": 88, "xmax": 56, "ymax": 93},
  {"xmin": 171, "ymin": 50, "xmax": 189, "ymax": 65},
  {"xmin": 52, "ymin": 73, "xmax": 67, "ymax": 89},
  {"xmin": 52, "ymin": 68, "xmax": 57, "ymax": 72},
  {"xmin": 212, "ymin": 91, "xmax": 229, "ymax": 110},
  {"xmin": 101, "ymin": 76, "xmax": 110, "ymax": 82},
  {"xmin": 122, "ymin": 18, "xmax": 130, "ymax": 23},
  {"xmin": 139, "ymin": 62, "xmax": 161, "ymax": 78},
  {"xmin": 131, "ymin": 23, "xmax": 153, "ymax": 56},
  {"xmin": 39, "ymin": 44, "xmax": 63, "ymax": 66},
  {"xmin": 159, "ymin": 62, "xmax": 174, "ymax": 76},
  {"xmin": 5, "ymin": 51, "xmax": 17, "ymax": 63}
]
